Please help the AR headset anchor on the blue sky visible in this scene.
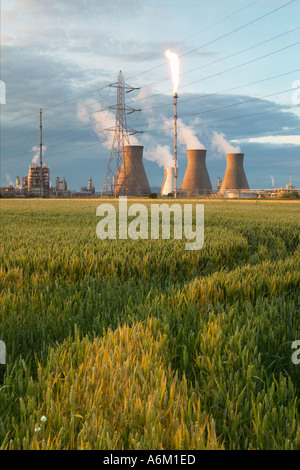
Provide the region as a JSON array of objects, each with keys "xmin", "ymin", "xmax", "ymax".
[{"xmin": 1, "ymin": 0, "xmax": 300, "ymax": 191}]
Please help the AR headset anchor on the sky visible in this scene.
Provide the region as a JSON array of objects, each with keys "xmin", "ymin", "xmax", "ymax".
[{"xmin": 1, "ymin": 0, "xmax": 300, "ymax": 191}]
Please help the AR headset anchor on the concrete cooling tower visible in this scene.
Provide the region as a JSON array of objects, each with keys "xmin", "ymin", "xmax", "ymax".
[
  {"xmin": 220, "ymin": 153, "xmax": 249, "ymax": 193},
  {"xmin": 181, "ymin": 149, "xmax": 212, "ymax": 195},
  {"xmin": 115, "ymin": 145, "xmax": 151, "ymax": 197},
  {"xmin": 160, "ymin": 167, "xmax": 178, "ymax": 195}
]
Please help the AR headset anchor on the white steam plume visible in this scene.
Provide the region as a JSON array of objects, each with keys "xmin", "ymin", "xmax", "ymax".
[
  {"xmin": 31, "ymin": 145, "xmax": 47, "ymax": 164},
  {"xmin": 144, "ymin": 144, "xmax": 174, "ymax": 168},
  {"xmin": 158, "ymin": 114, "xmax": 205, "ymax": 150},
  {"xmin": 177, "ymin": 118, "xmax": 205, "ymax": 150},
  {"xmin": 5, "ymin": 174, "xmax": 13, "ymax": 185},
  {"xmin": 211, "ymin": 131, "xmax": 241, "ymax": 155},
  {"xmin": 270, "ymin": 175, "xmax": 275, "ymax": 187},
  {"xmin": 77, "ymin": 98, "xmax": 140, "ymax": 149},
  {"xmin": 77, "ymin": 98, "xmax": 115, "ymax": 149}
]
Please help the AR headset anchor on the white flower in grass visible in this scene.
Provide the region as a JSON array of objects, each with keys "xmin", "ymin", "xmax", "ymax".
[
  {"xmin": 34, "ymin": 425, "xmax": 41, "ymax": 432},
  {"xmin": 40, "ymin": 416, "xmax": 47, "ymax": 422}
]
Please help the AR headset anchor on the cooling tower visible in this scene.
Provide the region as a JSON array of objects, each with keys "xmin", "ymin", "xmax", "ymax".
[
  {"xmin": 220, "ymin": 153, "xmax": 249, "ymax": 193},
  {"xmin": 115, "ymin": 145, "xmax": 151, "ymax": 197},
  {"xmin": 181, "ymin": 149, "xmax": 212, "ymax": 196},
  {"xmin": 160, "ymin": 167, "xmax": 178, "ymax": 195}
]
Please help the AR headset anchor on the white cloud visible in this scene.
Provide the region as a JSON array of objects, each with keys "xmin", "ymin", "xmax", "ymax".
[{"xmin": 233, "ymin": 135, "xmax": 300, "ymax": 146}]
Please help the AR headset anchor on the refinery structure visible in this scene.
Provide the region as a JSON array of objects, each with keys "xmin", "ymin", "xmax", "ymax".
[{"xmin": 28, "ymin": 163, "xmax": 50, "ymax": 197}]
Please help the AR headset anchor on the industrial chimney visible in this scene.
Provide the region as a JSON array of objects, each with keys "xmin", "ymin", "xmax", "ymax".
[
  {"xmin": 115, "ymin": 145, "xmax": 151, "ymax": 197},
  {"xmin": 160, "ymin": 167, "xmax": 178, "ymax": 195},
  {"xmin": 181, "ymin": 149, "xmax": 212, "ymax": 196},
  {"xmin": 220, "ymin": 153, "xmax": 249, "ymax": 193}
]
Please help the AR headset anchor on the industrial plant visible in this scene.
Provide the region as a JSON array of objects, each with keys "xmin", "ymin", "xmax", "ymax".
[{"xmin": 1, "ymin": 72, "xmax": 299, "ymax": 200}]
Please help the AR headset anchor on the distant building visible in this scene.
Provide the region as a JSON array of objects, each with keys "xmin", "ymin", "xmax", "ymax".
[
  {"xmin": 22, "ymin": 176, "xmax": 28, "ymax": 196},
  {"xmin": 53, "ymin": 176, "xmax": 71, "ymax": 197},
  {"xmin": 80, "ymin": 177, "xmax": 95, "ymax": 194},
  {"xmin": 55, "ymin": 177, "xmax": 68, "ymax": 192},
  {"xmin": 22, "ymin": 176, "xmax": 28, "ymax": 189},
  {"xmin": 1, "ymin": 184, "xmax": 15, "ymax": 196}
]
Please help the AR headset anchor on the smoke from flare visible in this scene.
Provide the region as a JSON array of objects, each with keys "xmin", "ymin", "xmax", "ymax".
[{"xmin": 165, "ymin": 49, "xmax": 179, "ymax": 94}]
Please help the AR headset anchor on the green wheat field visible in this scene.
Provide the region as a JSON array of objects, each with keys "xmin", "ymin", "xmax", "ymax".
[{"xmin": 0, "ymin": 199, "xmax": 299, "ymax": 450}]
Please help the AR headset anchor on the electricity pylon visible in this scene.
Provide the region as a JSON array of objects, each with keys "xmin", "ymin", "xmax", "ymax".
[{"xmin": 101, "ymin": 71, "xmax": 142, "ymax": 197}]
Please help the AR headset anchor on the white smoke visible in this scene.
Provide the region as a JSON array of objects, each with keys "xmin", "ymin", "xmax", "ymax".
[
  {"xmin": 157, "ymin": 114, "xmax": 205, "ymax": 151},
  {"xmin": 77, "ymin": 98, "xmax": 115, "ymax": 149},
  {"xmin": 270, "ymin": 175, "xmax": 275, "ymax": 187},
  {"xmin": 144, "ymin": 144, "xmax": 174, "ymax": 168},
  {"xmin": 177, "ymin": 118, "xmax": 205, "ymax": 150},
  {"xmin": 5, "ymin": 174, "xmax": 13, "ymax": 185},
  {"xmin": 211, "ymin": 131, "xmax": 241, "ymax": 155},
  {"xmin": 77, "ymin": 98, "xmax": 140, "ymax": 148},
  {"xmin": 31, "ymin": 145, "xmax": 47, "ymax": 164}
]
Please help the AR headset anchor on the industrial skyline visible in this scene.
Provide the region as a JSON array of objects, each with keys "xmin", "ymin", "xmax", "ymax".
[{"xmin": 1, "ymin": 0, "xmax": 300, "ymax": 191}]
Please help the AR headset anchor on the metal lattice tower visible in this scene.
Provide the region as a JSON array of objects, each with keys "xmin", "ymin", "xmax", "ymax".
[{"xmin": 101, "ymin": 71, "xmax": 141, "ymax": 197}]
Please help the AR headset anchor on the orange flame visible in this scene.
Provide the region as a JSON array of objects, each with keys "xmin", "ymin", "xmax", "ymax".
[{"xmin": 165, "ymin": 49, "xmax": 179, "ymax": 94}]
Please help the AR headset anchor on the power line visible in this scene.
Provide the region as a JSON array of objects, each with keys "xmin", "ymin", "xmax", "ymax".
[
  {"xmin": 3, "ymin": 89, "xmax": 99, "ymax": 127},
  {"xmin": 143, "ymin": 26, "xmax": 300, "ymax": 92},
  {"xmin": 2, "ymin": 1, "xmax": 299, "ymax": 170},
  {"xmin": 4, "ymin": 90, "xmax": 299, "ymax": 164},
  {"xmin": 3, "ymin": 34, "xmax": 300, "ymax": 146},
  {"xmin": 3, "ymin": 0, "xmax": 258, "ymax": 129},
  {"xmin": 182, "ymin": 0, "xmax": 297, "ymax": 58},
  {"xmin": 2, "ymin": 0, "xmax": 296, "ymax": 130},
  {"xmin": 142, "ymin": 104, "xmax": 300, "ymax": 134},
  {"xmin": 3, "ymin": 67, "xmax": 300, "ymax": 153},
  {"xmin": 125, "ymin": 40, "xmax": 300, "ymax": 106},
  {"xmin": 126, "ymin": 0, "xmax": 261, "ymax": 80},
  {"xmin": 4, "ymin": 102, "xmax": 299, "ymax": 168},
  {"xmin": 130, "ymin": 88, "xmax": 300, "ymax": 129},
  {"xmin": 2, "ymin": 116, "xmax": 105, "ymax": 150},
  {"xmin": 126, "ymin": 0, "xmax": 297, "ymax": 82},
  {"xmin": 140, "ymin": 68, "xmax": 300, "ymax": 112},
  {"xmin": 180, "ymin": 40, "xmax": 300, "ymax": 91}
]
